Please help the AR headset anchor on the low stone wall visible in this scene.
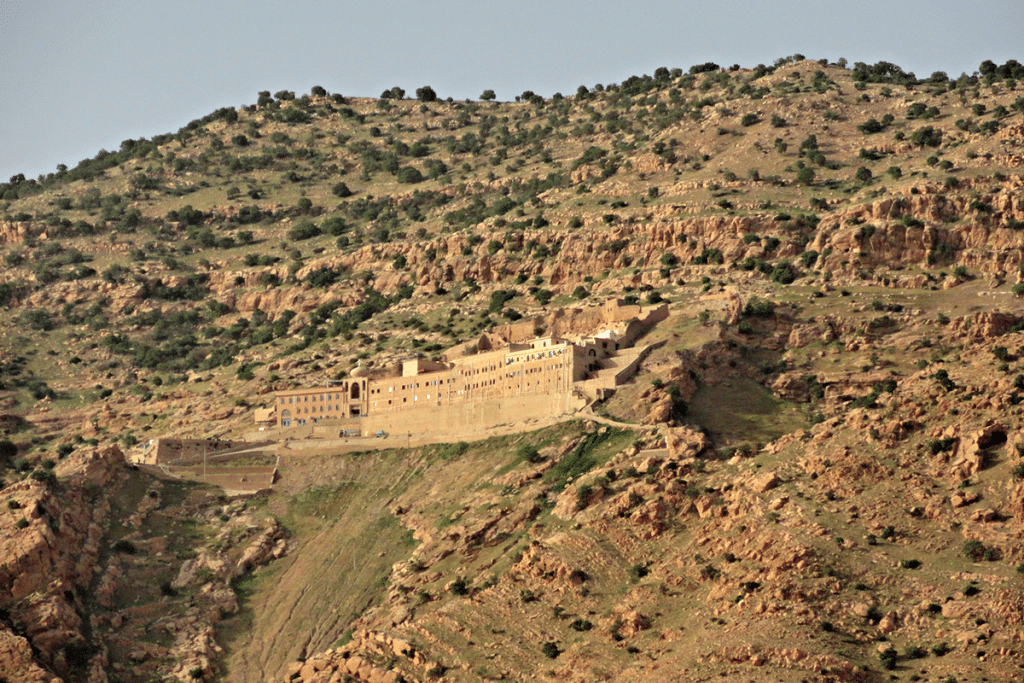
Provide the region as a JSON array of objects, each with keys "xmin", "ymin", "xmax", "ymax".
[{"xmin": 164, "ymin": 467, "xmax": 277, "ymax": 493}]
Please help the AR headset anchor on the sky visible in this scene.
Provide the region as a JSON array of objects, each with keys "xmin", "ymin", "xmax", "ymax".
[{"xmin": 2, "ymin": 0, "xmax": 1022, "ymax": 183}]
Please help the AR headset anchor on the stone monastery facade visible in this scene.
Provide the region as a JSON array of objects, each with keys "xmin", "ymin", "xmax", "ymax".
[{"xmin": 269, "ymin": 301, "xmax": 667, "ymax": 438}]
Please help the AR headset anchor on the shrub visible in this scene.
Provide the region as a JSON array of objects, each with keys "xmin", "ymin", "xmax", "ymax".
[
  {"xmin": 858, "ymin": 118, "xmax": 884, "ymax": 134},
  {"xmin": 743, "ymin": 297, "xmax": 775, "ymax": 318},
  {"xmin": 855, "ymin": 166, "xmax": 872, "ymax": 182},
  {"xmin": 770, "ymin": 261, "xmax": 798, "ymax": 285},
  {"xmin": 575, "ymin": 483, "xmax": 594, "ymax": 509},
  {"xmin": 901, "ymin": 645, "xmax": 926, "ymax": 660},
  {"xmin": 570, "ymin": 618, "xmax": 593, "ymax": 631},
  {"xmin": 331, "ymin": 182, "xmax": 352, "ymax": 198},
  {"xmin": 287, "ymin": 221, "xmax": 321, "ymax": 241},
  {"xmin": 541, "ymin": 641, "xmax": 560, "ymax": 658},
  {"xmin": 796, "ymin": 166, "xmax": 815, "ymax": 185},
  {"xmin": 911, "ymin": 125, "xmax": 942, "ymax": 147},
  {"xmin": 962, "ymin": 539, "xmax": 988, "ymax": 561},
  {"xmin": 933, "ymin": 369, "xmax": 956, "ymax": 391},
  {"xmin": 448, "ymin": 576, "xmax": 469, "ymax": 595},
  {"xmin": 740, "ymin": 113, "xmax": 759, "ymax": 127},
  {"xmin": 901, "ymin": 558, "xmax": 922, "ymax": 569},
  {"xmin": 397, "ymin": 166, "xmax": 424, "ymax": 184}
]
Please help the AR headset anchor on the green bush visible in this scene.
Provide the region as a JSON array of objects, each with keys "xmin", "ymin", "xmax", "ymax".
[
  {"xmin": 287, "ymin": 221, "xmax": 321, "ymax": 241},
  {"xmin": 961, "ymin": 539, "xmax": 988, "ymax": 561},
  {"xmin": 541, "ymin": 641, "xmax": 560, "ymax": 658},
  {"xmin": 570, "ymin": 618, "xmax": 593, "ymax": 631},
  {"xmin": 575, "ymin": 483, "xmax": 594, "ymax": 510},
  {"xmin": 910, "ymin": 125, "xmax": 942, "ymax": 147},
  {"xmin": 396, "ymin": 166, "xmax": 424, "ymax": 184}
]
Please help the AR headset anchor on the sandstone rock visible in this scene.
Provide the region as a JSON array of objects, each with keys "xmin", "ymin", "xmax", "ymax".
[{"xmin": 750, "ymin": 471, "xmax": 780, "ymax": 493}]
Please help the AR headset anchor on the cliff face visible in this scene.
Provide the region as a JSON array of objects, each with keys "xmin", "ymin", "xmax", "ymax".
[{"xmin": 0, "ymin": 446, "xmax": 123, "ymax": 683}]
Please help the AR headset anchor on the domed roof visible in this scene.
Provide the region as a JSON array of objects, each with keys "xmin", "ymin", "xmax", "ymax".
[{"xmin": 350, "ymin": 361, "xmax": 370, "ymax": 377}]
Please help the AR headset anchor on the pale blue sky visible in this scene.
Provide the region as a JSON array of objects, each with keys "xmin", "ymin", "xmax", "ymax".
[{"xmin": 2, "ymin": 0, "xmax": 1022, "ymax": 182}]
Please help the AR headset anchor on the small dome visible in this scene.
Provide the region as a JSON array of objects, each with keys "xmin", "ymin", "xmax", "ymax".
[{"xmin": 350, "ymin": 361, "xmax": 370, "ymax": 377}]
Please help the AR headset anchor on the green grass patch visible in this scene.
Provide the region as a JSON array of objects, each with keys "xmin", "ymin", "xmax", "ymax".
[
  {"xmin": 688, "ymin": 376, "xmax": 808, "ymax": 445},
  {"xmin": 545, "ymin": 427, "xmax": 634, "ymax": 492},
  {"xmin": 288, "ymin": 481, "xmax": 363, "ymax": 521}
]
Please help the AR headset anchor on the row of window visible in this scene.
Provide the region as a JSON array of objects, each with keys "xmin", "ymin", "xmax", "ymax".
[
  {"xmin": 280, "ymin": 393, "xmax": 347, "ymax": 404},
  {"xmin": 286, "ymin": 405, "xmax": 345, "ymax": 414}
]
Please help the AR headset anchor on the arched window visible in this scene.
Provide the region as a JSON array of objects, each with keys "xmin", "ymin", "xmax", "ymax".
[{"xmin": 351, "ymin": 383, "xmax": 360, "ymax": 399}]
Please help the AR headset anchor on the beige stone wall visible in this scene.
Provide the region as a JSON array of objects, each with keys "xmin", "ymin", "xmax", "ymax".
[
  {"xmin": 359, "ymin": 390, "xmax": 583, "ymax": 438},
  {"xmin": 140, "ymin": 438, "xmax": 247, "ymax": 465}
]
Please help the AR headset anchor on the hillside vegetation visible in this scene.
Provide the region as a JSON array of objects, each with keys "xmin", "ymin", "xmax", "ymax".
[{"xmin": 1, "ymin": 56, "xmax": 1024, "ymax": 683}]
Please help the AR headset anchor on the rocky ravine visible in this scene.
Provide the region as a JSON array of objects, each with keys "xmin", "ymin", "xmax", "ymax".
[{"xmin": 0, "ymin": 445, "xmax": 287, "ymax": 683}]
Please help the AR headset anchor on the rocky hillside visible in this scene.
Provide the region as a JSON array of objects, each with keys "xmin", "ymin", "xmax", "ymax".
[{"xmin": 1, "ymin": 57, "xmax": 1024, "ymax": 682}]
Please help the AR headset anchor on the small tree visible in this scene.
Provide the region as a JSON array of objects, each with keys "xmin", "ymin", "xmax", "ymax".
[
  {"xmin": 331, "ymin": 182, "xmax": 352, "ymax": 198},
  {"xmin": 416, "ymin": 86, "xmax": 438, "ymax": 102},
  {"xmin": 910, "ymin": 125, "xmax": 942, "ymax": 147},
  {"xmin": 480, "ymin": 89, "xmax": 496, "ymax": 102},
  {"xmin": 396, "ymin": 166, "xmax": 424, "ymax": 184},
  {"xmin": 311, "ymin": 85, "xmax": 327, "ymax": 97},
  {"xmin": 855, "ymin": 166, "xmax": 872, "ymax": 182},
  {"xmin": 796, "ymin": 166, "xmax": 816, "ymax": 185}
]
